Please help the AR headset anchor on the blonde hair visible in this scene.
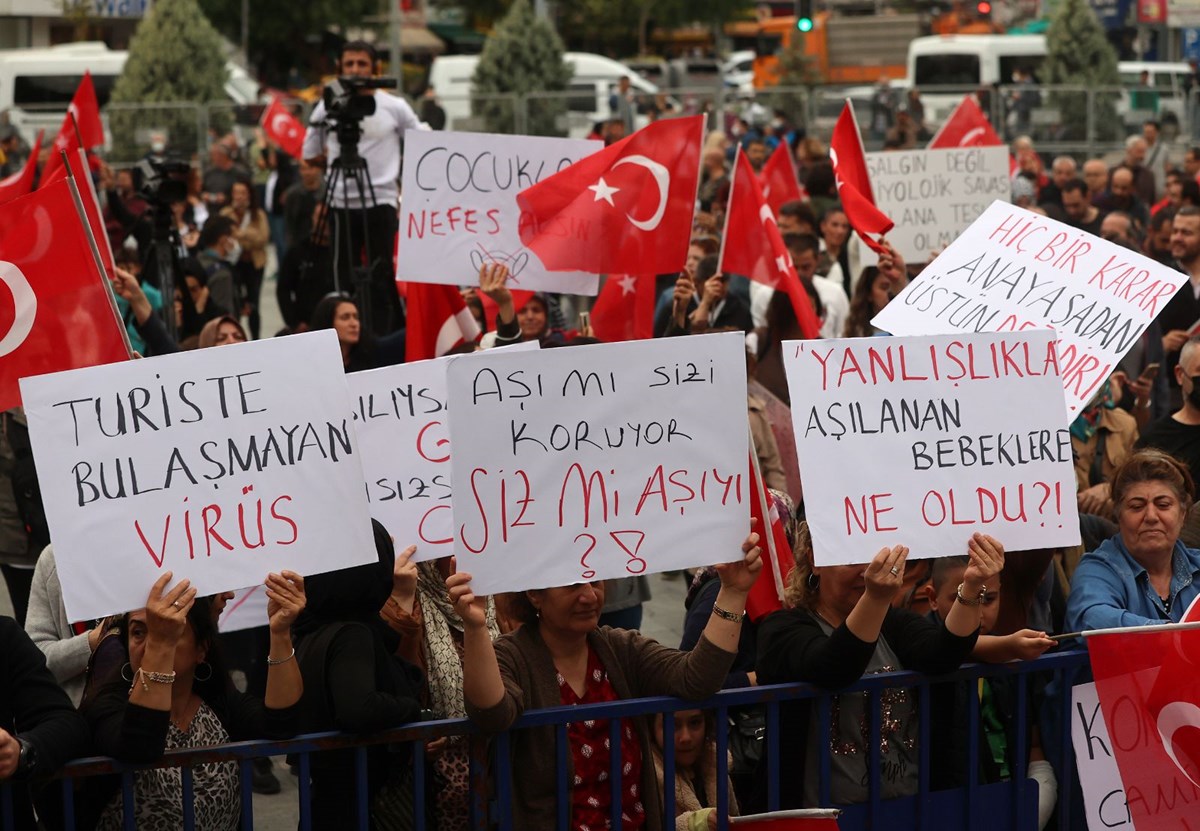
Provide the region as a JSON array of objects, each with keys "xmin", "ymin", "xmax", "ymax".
[{"xmin": 783, "ymin": 521, "xmax": 817, "ymax": 609}]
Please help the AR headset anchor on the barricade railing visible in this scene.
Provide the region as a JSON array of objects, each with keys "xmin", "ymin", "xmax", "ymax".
[{"xmin": 0, "ymin": 648, "xmax": 1090, "ymax": 831}]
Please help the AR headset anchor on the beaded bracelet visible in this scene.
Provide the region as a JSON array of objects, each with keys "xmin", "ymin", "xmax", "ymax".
[{"xmin": 135, "ymin": 668, "xmax": 176, "ymax": 693}]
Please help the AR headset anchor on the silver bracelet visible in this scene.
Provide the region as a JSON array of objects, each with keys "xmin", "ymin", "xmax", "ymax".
[{"xmin": 267, "ymin": 648, "xmax": 296, "ymax": 665}]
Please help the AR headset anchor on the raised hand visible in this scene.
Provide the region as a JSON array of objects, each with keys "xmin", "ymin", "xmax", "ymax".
[
  {"xmin": 714, "ymin": 528, "xmax": 763, "ymax": 594},
  {"xmin": 265, "ymin": 571, "xmax": 306, "ymax": 634},
  {"xmin": 446, "ymin": 558, "xmax": 488, "ymax": 630},
  {"xmin": 963, "ymin": 533, "xmax": 1005, "ymax": 594},
  {"xmin": 863, "ymin": 545, "xmax": 909, "ymax": 604},
  {"xmin": 391, "ymin": 545, "xmax": 419, "ymax": 614}
]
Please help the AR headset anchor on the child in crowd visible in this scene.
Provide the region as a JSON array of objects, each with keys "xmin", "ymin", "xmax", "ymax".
[{"xmin": 652, "ymin": 709, "xmax": 739, "ymax": 831}]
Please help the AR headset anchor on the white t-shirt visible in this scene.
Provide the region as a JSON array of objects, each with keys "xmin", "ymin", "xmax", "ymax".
[
  {"xmin": 302, "ymin": 90, "xmax": 425, "ymax": 208},
  {"xmin": 748, "ymin": 277, "xmax": 849, "ymax": 338}
]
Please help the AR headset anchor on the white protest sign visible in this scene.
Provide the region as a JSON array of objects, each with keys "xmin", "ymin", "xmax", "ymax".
[
  {"xmin": 783, "ymin": 331, "xmax": 1080, "ymax": 565},
  {"xmin": 347, "ymin": 341, "xmax": 538, "ymax": 562},
  {"xmin": 398, "ymin": 130, "xmax": 601, "ymax": 295},
  {"xmin": 218, "ymin": 585, "xmax": 270, "ymax": 633},
  {"xmin": 20, "ymin": 330, "xmax": 377, "ymax": 622},
  {"xmin": 446, "ymin": 332, "xmax": 749, "ymax": 594},
  {"xmin": 866, "ymin": 145, "xmax": 1010, "ymax": 264},
  {"xmin": 873, "ymin": 201, "xmax": 1188, "ymax": 415},
  {"xmin": 1072, "ymin": 682, "xmax": 1137, "ymax": 831}
]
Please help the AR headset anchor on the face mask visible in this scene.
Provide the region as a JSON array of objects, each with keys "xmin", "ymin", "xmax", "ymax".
[
  {"xmin": 1189, "ymin": 375, "xmax": 1200, "ymax": 410},
  {"xmin": 150, "ymin": 140, "xmax": 166, "ymax": 153},
  {"xmin": 224, "ymin": 240, "xmax": 242, "ymax": 264}
]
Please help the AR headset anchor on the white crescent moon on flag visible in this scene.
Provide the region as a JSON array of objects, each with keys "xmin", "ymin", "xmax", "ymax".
[
  {"xmin": 1157, "ymin": 701, "xmax": 1200, "ymax": 787},
  {"xmin": 759, "ymin": 204, "xmax": 777, "ymax": 226},
  {"xmin": 613, "ymin": 154, "xmax": 669, "ymax": 231},
  {"xmin": 960, "ymin": 127, "xmax": 986, "ymax": 146},
  {"xmin": 271, "ymin": 113, "xmax": 293, "ymax": 136},
  {"xmin": 0, "ymin": 261, "xmax": 38, "ymax": 358}
]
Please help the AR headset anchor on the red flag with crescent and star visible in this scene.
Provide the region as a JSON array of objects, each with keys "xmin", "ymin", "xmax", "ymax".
[
  {"xmin": 39, "ymin": 72, "xmax": 103, "ymax": 185},
  {"xmin": 720, "ymin": 149, "xmax": 821, "ymax": 340},
  {"xmin": 262, "ymin": 97, "xmax": 306, "ymax": 160},
  {"xmin": 404, "ymin": 282, "xmax": 481, "ymax": 362},
  {"xmin": 1087, "ymin": 599, "xmax": 1200, "ymax": 829},
  {"xmin": 0, "ymin": 179, "xmax": 130, "ymax": 410},
  {"xmin": 829, "ymin": 101, "xmax": 893, "ymax": 255},
  {"xmin": 516, "ymin": 115, "xmax": 703, "ymax": 275},
  {"xmin": 590, "ymin": 273, "xmax": 656, "ymax": 342},
  {"xmin": 0, "ymin": 131, "xmax": 44, "ymax": 206},
  {"xmin": 927, "ymin": 95, "xmax": 1003, "ymax": 149},
  {"xmin": 760, "ymin": 142, "xmax": 807, "ymax": 216}
]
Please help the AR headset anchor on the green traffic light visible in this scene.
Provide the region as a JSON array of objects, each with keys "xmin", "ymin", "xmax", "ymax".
[{"xmin": 797, "ymin": 18, "xmax": 813, "ymax": 32}]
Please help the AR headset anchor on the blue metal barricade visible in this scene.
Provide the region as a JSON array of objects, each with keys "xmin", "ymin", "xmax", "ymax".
[{"xmin": 2, "ymin": 649, "xmax": 1089, "ymax": 831}]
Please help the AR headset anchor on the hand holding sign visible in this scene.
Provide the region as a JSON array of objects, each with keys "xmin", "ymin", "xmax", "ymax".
[
  {"xmin": 143, "ymin": 572, "xmax": 198, "ymax": 650},
  {"xmin": 446, "ymin": 564, "xmax": 488, "ymax": 631},
  {"xmin": 391, "ymin": 545, "xmax": 419, "ymax": 615},
  {"xmin": 963, "ymin": 532, "xmax": 1005, "ymax": 594},
  {"xmin": 863, "ymin": 545, "xmax": 909, "ymax": 603},
  {"xmin": 713, "ymin": 528, "xmax": 764, "ymax": 594},
  {"xmin": 265, "ymin": 571, "xmax": 306, "ymax": 635}
]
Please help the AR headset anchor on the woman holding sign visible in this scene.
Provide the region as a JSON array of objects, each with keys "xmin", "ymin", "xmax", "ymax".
[
  {"xmin": 756, "ymin": 524, "xmax": 1003, "ymax": 807},
  {"xmin": 448, "ymin": 532, "xmax": 763, "ymax": 831},
  {"xmin": 84, "ymin": 570, "xmax": 306, "ymax": 830}
]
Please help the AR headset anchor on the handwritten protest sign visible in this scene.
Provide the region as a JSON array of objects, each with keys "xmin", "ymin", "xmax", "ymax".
[
  {"xmin": 398, "ymin": 130, "xmax": 600, "ymax": 295},
  {"xmin": 783, "ymin": 331, "xmax": 1080, "ymax": 565},
  {"xmin": 873, "ymin": 201, "xmax": 1188, "ymax": 414},
  {"xmin": 1073, "ymin": 682, "xmax": 1138, "ymax": 831},
  {"xmin": 20, "ymin": 331, "xmax": 376, "ymax": 622},
  {"xmin": 348, "ymin": 342, "xmax": 538, "ymax": 562},
  {"xmin": 866, "ymin": 146, "xmax": 1010, "ymax": 264},
  {"xmin": 446, "ymin": 332, "xmax": 749, "ymax": 594}
]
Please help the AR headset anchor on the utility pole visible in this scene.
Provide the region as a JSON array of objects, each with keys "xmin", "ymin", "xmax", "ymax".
[
  {"xmin": 389, "ymin": 0, "xmax": 404, "ymax": 91},
  {"xmin": 240, "ymin": 0, "xmax": 249, "ymax": 64}
]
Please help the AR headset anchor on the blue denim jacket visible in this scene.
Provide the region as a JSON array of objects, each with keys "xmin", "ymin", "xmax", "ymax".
[{"xmin": 1065, "ymin": 535, "xmax": 1200, "ymax": 632}]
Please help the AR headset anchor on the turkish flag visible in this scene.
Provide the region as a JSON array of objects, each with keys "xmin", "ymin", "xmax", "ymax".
[
  {"xmin": 0, "ymin": 180, "xmax": 130, "ymax": 410},
  {"xmin": 404, "ymin": 282, "xmax": 482, "ymax": 362},
  {"xmin": 1088, "ymin": 615, "xmax": 1200, "ymax": 829},
  {"xmin": 927, "ymin": 96, "xmax": 1003, "ymax": 149},
  {"xmin": 730, "ymin": 809, "xmax": 841, "ymax": 829},
  {"xmin": 516, "ymin": 116, "xmax": 703, "ymax": 275},
  {"xmin": 745, "ymin": 451, "xmax": 796, "ymax": 622},
  {"xmin": 262, "ymin": 97, "xmax": 306, "ymax": 160},
  {"xmin": 590, "ymin": 274, "xmax": 655, "ymax": 342},
  {"xmin": 0, "ymin": 131, "xmax": 44, "ymax": 206},
  {"xmin": 39, "ymin": 73, "xmax": 104, "ymax": 185},
  {"xmin": 829, "ymin": 101, "xmax": 893, "ymax": 254},
  {"xmin": 720, "ymin": 149, "xmax": 821, "ymax": 340},
  {"xmin": 759, "ymin": 142, "xmax": 806, "ymax": 216}
]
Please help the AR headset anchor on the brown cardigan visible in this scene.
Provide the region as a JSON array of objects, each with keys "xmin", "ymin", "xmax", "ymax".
[{"xmin": 466, "ymin": 624, "xmax": 737, "ymax": 831}]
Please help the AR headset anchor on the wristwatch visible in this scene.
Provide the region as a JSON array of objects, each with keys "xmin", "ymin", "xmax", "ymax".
[{"xmin": 15, "ymin": 737, "xmax": 36, "ymax": 776}]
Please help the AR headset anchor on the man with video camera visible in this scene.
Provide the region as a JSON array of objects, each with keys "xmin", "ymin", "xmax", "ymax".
[{"xmin": 302, "ymin": 41, "xmax": 425, "ymax": 334}]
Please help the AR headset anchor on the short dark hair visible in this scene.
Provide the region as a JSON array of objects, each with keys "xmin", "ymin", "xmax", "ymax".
[
  {"xmin": 1144, "ymin": 119, "xmax": 1161, "ymax": 131},
  {"xmin": 781, "ymin": 232, "xmax": 820, "ymax": 259},
  {"xmin": 931, "ymin": 556, "xmax": 969, "ymax": 591},
  {"xmin": 198, "ymin": 215, "xmax": 235, "ymax": 251},
  {"xmin": 1178, "ymin": 204, "xmax": 1200, "ymax": 220},
  {"xmin": 341, "ymin": 40, "xmax": 378, "ymax": 64},
  {"xmin": 744, "ymin": 136, "xmax": 766, "ymax": 149},
  {"xmin": 1060, "ymin": 178, "xmax": 1088, "ymax": 197},
  {"xmin": 695, "ymin": 254, "xmax": 720, "ymax": 284},
  {"xmin": 779, "ymin": 200, "xmax": 816, "ymax": 228}
]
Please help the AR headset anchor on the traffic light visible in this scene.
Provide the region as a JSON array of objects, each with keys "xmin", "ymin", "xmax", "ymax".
[
  {"xmin": 977, "ymin": 0, "xmax": 992, "ymax": 14},
  {"xmin": 795, "ymin": 0, "xmax": 814, "ymax": 32}
]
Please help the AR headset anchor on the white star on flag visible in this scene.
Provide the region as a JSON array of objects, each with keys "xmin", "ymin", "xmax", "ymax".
[
  {"xmin": 775, "ymin": 254, "xmax": 790, "ymax": 273},
  {"xmin": 588, "ymin": 177, "xmax": 620, "ymax": 206},
  {"xmin": 618, "ymin": 275, "xmax": 637, "ymax": 296}
]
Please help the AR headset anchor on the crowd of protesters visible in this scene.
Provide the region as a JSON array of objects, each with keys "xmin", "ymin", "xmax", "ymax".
[{"xmin": 5, "ymin": 62, "xmax": 1200, "ymax": 831}]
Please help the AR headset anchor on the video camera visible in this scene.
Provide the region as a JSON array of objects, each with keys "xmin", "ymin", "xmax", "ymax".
[
  {"xmin": 323, "ymin": 76, "xmax": 398, "ymax": 122},
  {"xmin": 135, "ymin": 156, "xmax": 191, "ymax": 208}
]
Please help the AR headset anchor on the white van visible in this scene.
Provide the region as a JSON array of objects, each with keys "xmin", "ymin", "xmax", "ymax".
[
  {"xmin": 428, "ymin": 51, "xmax": 661, "ymax": 137},
  {"xmin": 906, "ymin": 34, "xmax": 1046, "ymax": 125},
  {"xmin": 1116, "ymin": 60, "xmax": 1192, "ymax": 133},
  {"xmin": 0, "ymin": 42, "xmax": 260, "ymax": 139}
]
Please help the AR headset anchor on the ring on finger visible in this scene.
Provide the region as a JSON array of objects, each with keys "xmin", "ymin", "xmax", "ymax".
[
  {"xmin": 889, "ymin": 567, "xmax": 900, "ymax": 576},
  {"xmin": 172, "ymin": 600, "xmax": 182, "ymax": 609}
]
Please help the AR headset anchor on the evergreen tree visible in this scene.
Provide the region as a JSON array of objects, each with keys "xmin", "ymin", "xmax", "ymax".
[
  {"xmin": 108, "ymin": 0, "xmax": 230, "ymax": 160},
  {"xmin": 1042, "ymin": 0, "xmax": 1121, "ymax": 142},
  {"xmin": 471, "ymin": 0, "xmax": 571, "ymax": 136}
]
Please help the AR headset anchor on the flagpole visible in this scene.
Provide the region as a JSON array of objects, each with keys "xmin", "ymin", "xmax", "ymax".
[
  {"xmin": 62, "ymin": 151, "xmax": 135, "ymax": 359},
  {"xmin": 715, "ymin": 146, "xmax": 740, "ymax": 272},
  {"xmin": 1080, "ymin": 620, "xmax": 1200, "ymax": 638}
]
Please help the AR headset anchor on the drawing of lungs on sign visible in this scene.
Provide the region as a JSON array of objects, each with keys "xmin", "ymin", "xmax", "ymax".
[{"xmin": 0, "ymin": 261, "xmax": 38, "ymax": 357}]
